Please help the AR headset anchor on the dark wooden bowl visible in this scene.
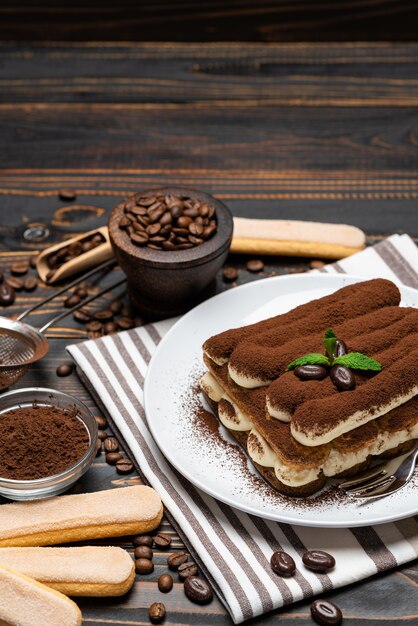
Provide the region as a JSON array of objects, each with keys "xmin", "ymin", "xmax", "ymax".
[{"xmin": 108, "ymin": 187, "xmax": 233, "ymax": 318}]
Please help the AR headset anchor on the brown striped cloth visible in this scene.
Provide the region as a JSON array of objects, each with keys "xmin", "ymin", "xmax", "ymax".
[{"xmin": 68, "ymin": 234, "xmax": 418, "ymax": 623}]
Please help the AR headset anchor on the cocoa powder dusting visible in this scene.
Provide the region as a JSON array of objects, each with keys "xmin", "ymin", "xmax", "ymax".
[{"xmin": 0, "ymin": 405, "xmax": 90, "ymax": 480}]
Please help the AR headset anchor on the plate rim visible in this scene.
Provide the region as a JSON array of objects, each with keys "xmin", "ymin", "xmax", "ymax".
[{"xmin": 144, "ymin": 273, "xmax": 418, "ymax": 527}]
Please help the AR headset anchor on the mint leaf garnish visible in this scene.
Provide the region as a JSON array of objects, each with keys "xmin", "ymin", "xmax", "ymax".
[
  {"xmin": 333, "ymin": 352, "xmax": 382, "ymax": 371},
  {"xmin": 323, "ymin": 327, "xmax": 337, "ymax": 361},
  {"xmin": 286, "ymin": 354, "xmax": 330, "ymax": 371}
]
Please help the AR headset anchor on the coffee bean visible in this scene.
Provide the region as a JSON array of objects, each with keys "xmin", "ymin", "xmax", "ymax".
[
  {"xmin": 133, "ymin": 535, "xmax": 153, "ymax": 548},
  {"xmin": 94, "ymin": 309, "xmax": 113, "ymax": 321},
  {"xmin": 109, "ymin": 299, "xmax": 123, "ymax": 314},
  {"xmin": 73, "ymin": 308, "xmax": 91, "ymax": 323},
  {"xmin": 188, "ymin": 235, "xmax": 204, "ymax": 246},
  {"xmin": 87, "ymin": 330, "xmax": 102, "ymax": 339},
  {"xmin": 10, "ymin": 262, "xmax": 29, "ymax": 276},
  {"xmin": 131, "ymin": 232, "xmax": 149, "ymax": 246},
  {"xmin": 86, "ymin": 320, "xmax": 102, "ymax": 332},
  {"xmin": 134, "ymin": 545, "xmax": 153, "ymax": 560},
  {"xmin": 138, "ymin": 195, "xmax": 157, "ymax": 207},
  {"xmin": 189, "ymin": 222, "xmax": 204, "ymax": 237},
  {"xmin": 104, "ymin": 436, "xmax": 119, "ymax": 452},
  {"xmin": 309, "ymin": 259, "xmax": 326, "ymax": 270},
  {"xmin": 311, "ymin": 599, "xmax": 343, "ymax": 626},
  {"xmin": 104, "ymin": 321, "xmax": 119, "ymax": 335},
  {"xmin": 147, "ymin": 223, "xmax": 162, "ymax": 236},
  {"xmin": 184, "ymin": 576, "xmax": 213, "ymax": 605},
  {"xmin": 246, "ymin": 259, "xmax": 264, "ymax": 273},
  {"xmin": 154, "ymin": 532, "xmax": 172, "ymax": 549},
  {"xmin": 178, "ymin": 561, "xmax": 198, "ymax": 580},
  {"xmin": 116, "ymin": 458, "xmax": 134, "ymax": 474},
  {"xmin": 330, "ymin": 365, "xmax": 355, "ymax": 391},
  {"xmin": 135, "ymin": 558, "xmax": 154, "ymax": 574},
  {"xmin": 294, "ymin": 365, "xmax": 328, "ymax": 381},
  {"xmin": 160, "ymin": 211, "xmax": 172, "ymax": 226},
  {"xmin": 64, "ymin": 294, "xmax": 81, "ymax": 308},
  {"xmin": 95, "ymin": 415, "xmax": 108, "ymax": 429},
  {"xmin": 29, "ymin": 253, "xmax": 39, "ymax": 268},
  {"xmin": 270, "ymin": 551, "xmax": 296, "ymax": 577},
  {"xmin": 167, "ymin": 551, "xmax": 188, "ymax": 570},
  {"xmin": 333, "ymin": 339, "xmax": 348, "ymax": 358},
  {"xmin": 23, "ymin": 275, "xmax": 38, "ymax": 292},
  {"xmin": 117, "ymin": 316, "xmax": 134, "ymax": 330},
  {"xmin": 59, "ymin": 189, "xmax": 76, "ymax": 201},
  {"xmin": 6, "ymin": 276, "xmax": 23, "ymax": 291},
  {"xmin": 97, "ymin": 429, "xmax": 108, "ymax": 440},
  {"xmin": 162, "ymin": 241, "xmax": 176, "ymax": 251},
  {"xmin": 105, "ymin": 452, "xmax": 123, "ymax": 465},
  {"xmin": 302, "ymin": 550, "xmax": 336, "ymax": 572},
  {"xmin": 74, "ymin": 287, "xmax": 88, "ymax": 299},
  {"xmin": 223, "ymin": 267, "xmax": 238, "ymax": 282},
  {"xmin": 119, "ymin": 216, "xmax": 131, "ymax": 230},
  {"xmin": 158, "ymin": 573, "xmax": 173, "ymax": 593},
  {"xmin": 149, "ymin": 602, "xmax": 166, "ymax": 624},
  {"xmin": 56, "ymin": 363, "xmax": 73, "ymax": 377}
]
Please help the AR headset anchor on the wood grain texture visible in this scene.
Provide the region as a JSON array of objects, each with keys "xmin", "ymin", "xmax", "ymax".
[{"xmin": 0, "ymin": 41, "xmax": 417, "ymax": 625}]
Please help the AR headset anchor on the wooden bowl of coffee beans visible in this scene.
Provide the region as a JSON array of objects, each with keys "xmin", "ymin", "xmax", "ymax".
[{"xmin": 108, "ymin": 187, "xmax": 233, "ymax": 318}]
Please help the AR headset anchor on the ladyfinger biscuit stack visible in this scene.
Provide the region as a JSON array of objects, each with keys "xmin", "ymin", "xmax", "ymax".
[{"xmin": 201, "ymin": 279, "xmax": 418, "ymax": 496}]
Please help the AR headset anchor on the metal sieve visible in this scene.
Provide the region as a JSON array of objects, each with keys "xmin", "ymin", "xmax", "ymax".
[{"xmin": 0, "ymin": 259, "xmax": 125, "ymax": 391}]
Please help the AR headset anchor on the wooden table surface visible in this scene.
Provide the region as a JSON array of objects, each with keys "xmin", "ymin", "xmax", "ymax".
[{"xmin": 0, "ymin": 41, "xmax": 417, "ymax": 625}]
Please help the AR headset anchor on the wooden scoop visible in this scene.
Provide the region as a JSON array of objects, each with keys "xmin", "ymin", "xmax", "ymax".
[{"xmin": 36, "ymin": 227, "xmax": 113, "ymax": 284}]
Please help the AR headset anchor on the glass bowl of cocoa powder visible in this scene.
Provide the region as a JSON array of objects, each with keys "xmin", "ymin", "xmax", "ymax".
[
  {"xmin": 0, "ymin": 387, "xmax": 98, "ymax": 501},
  {"xmin": 108, "ymin": 186, "xmax": 233, "ymax": 319}
]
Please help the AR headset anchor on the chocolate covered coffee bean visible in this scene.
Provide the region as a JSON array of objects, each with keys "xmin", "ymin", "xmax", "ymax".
[
  {"xmin": 294, "ymin": 365, "xmax": 328, "ymax": 381},
  {"xmin": 184, "ymin": 576, "xmax": 213, "ymax": 604},
  {"xmin": 311, "ymin": 599, "xmax": 343, "ymax": 625},
  {"xmin": 333, "ymin": 339, "xmax": 348, "ymax": 358},
  {"xmin": 270, "ymin": 550, "xmax": 296, "ymax": 577},
  {"xmin": 330, "ymin": 365, "xmax": 355, "ymax": 391},
  {"xmin": 302, "ymin": 550, "xmax": 335, "ymax": 572}
]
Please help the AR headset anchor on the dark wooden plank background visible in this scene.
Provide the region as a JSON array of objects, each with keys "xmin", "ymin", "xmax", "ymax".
[{"xmin": 0, "ymin": 41, "xmax": 417, "ymax": 625}]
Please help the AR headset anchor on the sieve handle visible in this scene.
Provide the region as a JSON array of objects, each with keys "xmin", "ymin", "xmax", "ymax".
[
  {"xmin": 38, "ymin": 277, "xmax": 127, "ymax": 334},
  {"xmin": 16, "ymin": 258, "xmax": 116, "ymax": 322}
]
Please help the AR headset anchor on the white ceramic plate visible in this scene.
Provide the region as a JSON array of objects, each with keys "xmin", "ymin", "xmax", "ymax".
[{"xmin": 144, "ymin": 274, "xmax": 418, "ymax": 527}]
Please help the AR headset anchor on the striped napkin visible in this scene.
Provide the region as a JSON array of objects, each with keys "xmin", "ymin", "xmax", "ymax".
[{"xmin": 68, "ymin": 234, "xmax": 418, "ymax": 624}]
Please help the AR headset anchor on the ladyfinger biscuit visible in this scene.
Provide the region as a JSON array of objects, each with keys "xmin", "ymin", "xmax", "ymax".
[
  {"xmin": 0, "ymin": 546, "xmax": 135, "ymax": 597},
  {"xmin": 0, "ymin": 485, "xmax": 163, "ymax": 547},
  {"xmin": 0, "ymin": 564, "xmax": 82, "ymax": 626}
]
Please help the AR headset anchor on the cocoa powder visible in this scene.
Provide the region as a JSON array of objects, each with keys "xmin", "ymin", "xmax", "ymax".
[{"xmin": 0, "ymin": 404, "xmax": 90, "ymax": 480}]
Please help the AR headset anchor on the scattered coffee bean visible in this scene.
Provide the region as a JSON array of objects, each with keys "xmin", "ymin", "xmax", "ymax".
[
  {"xmin": 23, "ymin": 275, "xmax": 38, "ymax": 292},
  {"xmin": 223, "ymin": 267, "xmax": 238, "ymax": 282},
  {"xmin": 86, "ymin": 320, "xmax": 102, "ymax": 332},
  {"xmin": 95, "ymin": 415, "xmax": 108, "ymax": 429},
  {"xmin": 87, "ymin": 330, "xmax": 102, "ymax": 339},
  {"xmin": 167, "ymin": 551, "xmax": 188, "ymax": 570},
  {"xmin": 158, "ymin": 573, "xmax": 173, "ymax": 593},
  {"xmin": 6, "ymin": 276, "xmax": 23, "ymax": 291},
  {"xmin": 270, "ymin": 551, "xmax": 296, "ymax": 577},
  {"xmin": 109, "ymin": 299, "xmax": 123, "ymax": 314},
  {"xmin": 133, "ymin": 535, "xmax": 153, "ymax": 548},
  {"xmin": 104, "ymin": 321, "xmax": 119, "ymax": 335},
  {"xmin": 294, "ymin": 365, "xmax": 328, "ymax": 381},
  {"xmin": 10, "ymin": 262, "xmax": 29, "ymax": 276},
  {"xmin": 64, "ymin": 294, "xmax": 81, "ymax": 308},
  {"xmin": 310, "ymin": 599, "xmax": 343, "ymax": 626},
  {"xmin": 302, "ymin": 550, "xmax": 336, "ymax": 572},
  {"xmin": 58, "ymin": 189, "xmax": 77, "ymax": 201},
  {"xmin": 105, "ymin": 451, "xmax": 123, "ymax": 465},
  {"xmin": 97, "ymin": 429, "xmax": 108, "ymax": 441},
  {"xmin": 184, "ymin": 576, "xmax": 213, "ymax": 604},
  {"xmin": 154, "ymin": 532, "xmax": 172, "ymax": 550},
  {"xmin": 330, "ymin": 365, "xmax": 355, "ymax": 391},
  {"xmin": 56, "ymin": 363, "xmax": 73, "ymax": 377},
  {"xmin": 246, "ymin": 259, "xmax": 264, "ymax": 273},
  {"xmin": 134, "ymin": 545, "xmax": 153, "ymax": 560},
  {"xmin": 309, "ymin": 259, "xmax": 326, "ymax": 270},
  {"xmin": 178, "ymin": 561, "xmax": 198, "ymax": 580},
  {"xmin": 104, "ymin": 436, "xmax": 119, "ymax": 452},
  {"xmin": 73, "ymin": 308, "xmax": 91, "ymax": 323},
  {"xmin": 117, "ymin": 316, "xmax": 134, "ymax": 330},
  {"xmin": 116, "ymin": 458, "xmax": 134, "ymax": 474},
  {"xmin": 333, "ymin": 339, "xmax": 348, "ymax": 358},
  {"xmin": 149, "ymin": 602, "xmax": 166, "ymax": 624},
  {"xmin": 94, "ymin": 309, "xmax": 113, "ymax": 322},
  {"xmin": 135, "ymin": 558, "xmax": 154, "ymax": 574},
  {"xmin": 0, "ymin": 282, "xmax": 15, "ymax": 306},
  {"xmin": 73, "ymin": 287, "xmax": 87, "ymax": 299}
]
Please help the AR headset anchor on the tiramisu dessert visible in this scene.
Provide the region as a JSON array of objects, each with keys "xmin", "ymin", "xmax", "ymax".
[{"xmin": 200, "ymin": 279, "xmax": 418, "ymax": 496}]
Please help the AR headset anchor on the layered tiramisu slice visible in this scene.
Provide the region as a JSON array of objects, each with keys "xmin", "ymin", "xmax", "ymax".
[{"xmin": 200, "ymin": 279, "xmax": 418, "ymax": 496}]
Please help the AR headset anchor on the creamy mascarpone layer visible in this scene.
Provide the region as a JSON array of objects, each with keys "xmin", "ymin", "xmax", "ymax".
[
  {"xmin": 200, "ymin": 373, "xmax": 252, "ymax": 431},
  {"xmin": 228, "ymin": 362, "xmax": 271, "ymax": 389},
  {"xmin": 200, "ymin": 372, "xmax": 418, "ymax": 488}
]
